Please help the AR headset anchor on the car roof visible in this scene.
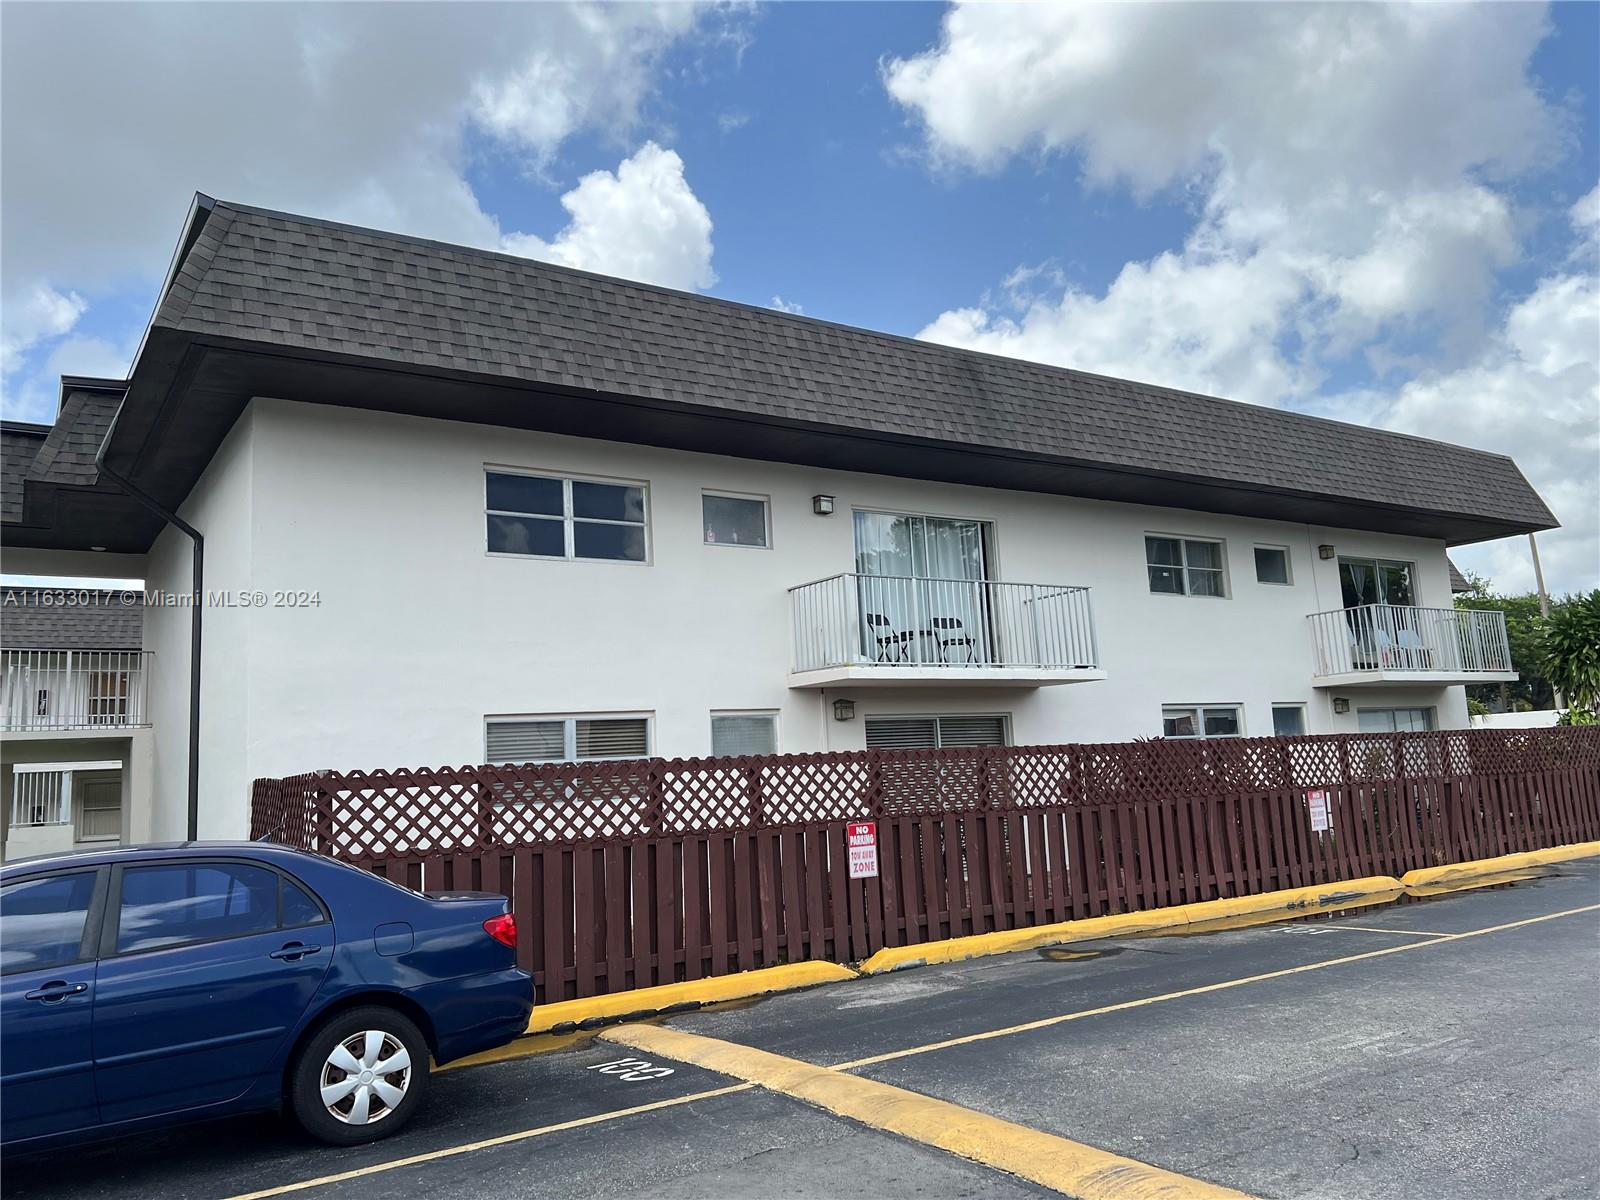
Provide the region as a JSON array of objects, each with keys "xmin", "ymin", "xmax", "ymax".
[{"xmin": 0, "ymin": 840, "xmax": 322, "ymax": 877}]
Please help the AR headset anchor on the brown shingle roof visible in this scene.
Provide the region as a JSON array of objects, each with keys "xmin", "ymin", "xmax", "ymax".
[{"xmin": 148, "ymin": 201, "xmax": 1556, "ymax": 535}]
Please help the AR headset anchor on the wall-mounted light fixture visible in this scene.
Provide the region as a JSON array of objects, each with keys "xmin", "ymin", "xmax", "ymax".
[
  {"xmin": 813, "ymin": 494, "xmax": 835, "ymax": 516},
  {"xmin": 1319, "ymin": 544, "xmax": 1337, "ymax": 560},
  {"xmin": 1332, "ymin": 697, "xmax": 1350, "ymax": 714},
  {"xmin": 832, "ymin": 697, "xmax": 856, "ymax": 721}
]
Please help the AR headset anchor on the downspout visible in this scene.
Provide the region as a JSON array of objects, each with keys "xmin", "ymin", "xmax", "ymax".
[{"xmin": 95, "ymin": 414, "xmax": 203, "ymax": 841}]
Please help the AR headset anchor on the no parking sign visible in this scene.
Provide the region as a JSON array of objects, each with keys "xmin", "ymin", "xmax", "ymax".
[{"xmin": 847, "ymin": 820, "xmax": 879, "ymax": 878}]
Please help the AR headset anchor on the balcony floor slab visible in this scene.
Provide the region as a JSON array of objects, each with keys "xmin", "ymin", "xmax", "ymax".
[
  {"xmin": 1312, "ymin": 670, "xmax": 1518, "ymax": 689},
  {"xmin": 787, "ymin": 666, "xmax": 1108, "ymax": 689}
]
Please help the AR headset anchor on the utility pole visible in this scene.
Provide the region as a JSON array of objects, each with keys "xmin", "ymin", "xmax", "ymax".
[{"xmin": 1529, "ymin": 532, "xmax": 1565, "ymax": 710}]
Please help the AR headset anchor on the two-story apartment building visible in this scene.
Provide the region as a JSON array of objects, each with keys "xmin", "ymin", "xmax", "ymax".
[{"xmin": 0, "ymin": 196, "xmax": 1554, "ymax": 845}]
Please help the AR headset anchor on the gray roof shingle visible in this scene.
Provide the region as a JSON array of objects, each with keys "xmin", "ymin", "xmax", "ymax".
[
  {"xmin": 145, "ymin": 201, "xmax": 1553, "ymax": 532},
  {"xmin": 1, "ymin": 587, "xmax": 143, "ymax": 650},
  {"xmin": 1, "ymin": 422, "xmax": 48, "ymax": 524}
]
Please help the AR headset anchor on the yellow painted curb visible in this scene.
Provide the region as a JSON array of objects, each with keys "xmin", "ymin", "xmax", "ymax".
[
  {"xmin": 1401, "ymin": 841, "xmax": 1600, "ymax": 890},
  {"xmin": 601, "ymin": 1023, "xmax": 1256, "ymax": 1200},
  {"xmin": 858, "ymin": 876, "xmax": 1404, "ymax": 975},
  {"xmin": 526, "ymin": 960, "xmax": 858, "ymax": 1035}
]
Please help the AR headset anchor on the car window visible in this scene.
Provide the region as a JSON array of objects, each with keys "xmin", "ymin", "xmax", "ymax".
[
  {"xmin": 0, "ymin": 871, "xmax": 98, "ymax": 974},
  {"xmin": 282, "ymin": 877, "xmax": 325, "ymax": 928},
  {"xmin": 116, "ymin": 863, "xmax": 278, "ymax": 954}
]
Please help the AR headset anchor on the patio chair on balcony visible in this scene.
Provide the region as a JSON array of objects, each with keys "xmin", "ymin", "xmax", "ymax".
[
  {"xmin": 930, "ymin": 616, "xmax": 978, "ymax": 664},
  {"xmin": 865, "ymin": 612, "xmax": 916, "ymax": 662}
]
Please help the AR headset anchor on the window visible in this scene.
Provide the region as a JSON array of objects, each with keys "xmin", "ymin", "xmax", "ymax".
[
  {"xmin": 1357, "ymin": 707, "xmax": 1434, "ymax": 733},
  {"xmin": 1146, "ymin": 536, "xmax": 1226, "ymax": 597},
  {"xmin": 1339, "ymin": 557, "xmax": 1415, "ymax": 607},
  {"xmin": 1271, "ymin": 704, "xmax": 1307, "ymax": 737},
  {"xmin": 1162, "ymin": 705, "xmax": 1242, "ymax": 739},
  {"xmin": 0, "ymin": 871, "xmax": 97, "ymax": 974},
  {"xmin": 486, "ymin": 716, "xmax": 651, "ymax": 763},
  {"xmin": 282, "ymin": 878, "xmax": 326, "ymax": 928},
  {"xmin": 486, "ymin": 470, "xmax": 647, "ymax": 562},
  {"xmin": 1254, "ymin": 545, "xmax": 1291, "ymax": 585},
  {"xmin": 864, "ymin": 714, "xmax": 1009, "ymax": 749},
  {"xmin": 116, "ymin": 863, "xmax": 280, "ymax": 955},
  {"xmin": 711, "ymin": 712, "xmax": 778, "ymax": 756},
  {"xmin": 703, "ymin": 493, "xmax": 769, "ymax": 548}
]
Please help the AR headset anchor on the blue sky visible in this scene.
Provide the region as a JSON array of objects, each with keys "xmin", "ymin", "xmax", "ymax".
[{"xmin": 2, "ymin": 2, "xmax": 1596, "ymax": 593}]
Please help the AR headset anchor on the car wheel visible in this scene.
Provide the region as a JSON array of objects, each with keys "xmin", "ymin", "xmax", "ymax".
[{"xmin": 289, "ymin": 1006, "xmax": 430, "ymax": 1145}]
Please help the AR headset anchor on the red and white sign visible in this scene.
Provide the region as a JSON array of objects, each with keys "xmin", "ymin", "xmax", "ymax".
[
  {"xmin": 1306, "ymin": 788, "xmax": 1332, "ymax": 833},
  {"xmin": 846, "ymin": 820, "xmax": 879, "ymax": 879}
]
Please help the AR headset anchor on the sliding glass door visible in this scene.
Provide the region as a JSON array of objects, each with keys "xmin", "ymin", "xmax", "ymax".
[
  {"xmin": 1339, "ymin": 556, "xmax": 1424, "ymax": 669},
  {"xmin": 1338, "ymin": 557, "xmax": 1415, "ymax": 608},
  {"xmin": 853, "ymin": 512, "xmax": 990, "ymax": 664}
]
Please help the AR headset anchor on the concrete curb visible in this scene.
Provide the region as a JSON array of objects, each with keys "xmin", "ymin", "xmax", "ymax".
[
  {"xmin": 857, "ymin": 876, "xmax": 1405, "ymax": 974},
  {"xmin": 1400, "ymin": 841, "xmax": 1600, "ymax": 891},
  {"xmin": 526, "ymin": 960, "xmax": 857, "ymax": 1035},
  {"xmin": 601, "ymin": 1023, "xmax": 1258, "ymax": 1200},
  {"xmin": 523, "ymin": 843, "xmax": 1600, "ymax": 1032}
]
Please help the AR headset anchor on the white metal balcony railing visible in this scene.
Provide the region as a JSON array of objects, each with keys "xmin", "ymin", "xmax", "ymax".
[
  {"xmin": 1308, "ymin": 604, "xmax": 1512, "ymax": 678},
  {"xmin": 789, "ymin": 573, "xmax": 1100, "ymax": 674},
  {"xmin": 0, "ymin": 650, "xmax": 152, "ymax": 731}
]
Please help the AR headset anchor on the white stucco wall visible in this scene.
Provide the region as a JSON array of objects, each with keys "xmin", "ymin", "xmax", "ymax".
[
  {"xmin": 142, "ymin": 397, "xmax": 1468, "ymax": 837},
  {"xmin": 144, "ymin": 407, "xmax": 257, "ymax": 839}
]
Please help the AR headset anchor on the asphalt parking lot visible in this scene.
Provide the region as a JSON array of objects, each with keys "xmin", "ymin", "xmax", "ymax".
[{"xmin": 7, "ymin": 859, "xmax": 1597, "ymax": 1200}]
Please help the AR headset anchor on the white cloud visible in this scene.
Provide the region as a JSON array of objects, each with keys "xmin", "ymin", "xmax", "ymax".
[
  {"xmin": 1382, "ymin": 197, "xmax": 1600, "ymax": 595},
  {"xmin": 1, "ymin": 2, "xmax": 734, "ymax": 411},
  {"xmin": 889, "ymin": 2, "xmax": 1593, "ymax": 592},
  {"xmin": 770, "ymin": 295, "xmax": 804, "ymax": 314},
  {"xmin": 1, "ymin": 283, "xmax": 87, "ymax": 375},
  {"xmin": 470, "ymin": 5, "xmax": 704, "ymax": 164},
  {"xmin": 501, "ymin": 143, "xmax": 715, "ymax": 291}
]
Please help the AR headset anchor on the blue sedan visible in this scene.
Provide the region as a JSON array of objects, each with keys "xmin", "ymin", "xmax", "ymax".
[{"xmin": 0, "ymin": 842, "xmax": 533, "ymax": 1151}]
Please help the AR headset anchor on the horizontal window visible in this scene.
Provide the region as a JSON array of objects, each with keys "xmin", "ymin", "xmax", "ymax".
[
  {"xmin": 486, "ymin": 716, "xmax": 651, "ymax": 763},
  {"xmin": 1147, "ymin": 536, "xmax": 1226, "ymax": 597},
  {"xmin": 1357, "ymin": 707, "xmax": 1434, "ymax": 734},
  {"xmin": 864, "ymin": 714, "xmax": 1009, "ymax": 749},
  {"xmin": 1254, "ymin": 545, "xmax": 1291, "ymax": 585},
  {"xmin": 1162, "ymin": 705, "xmax": 1242, "ymax": 739},
  {"xmin": 1271, "ymin": 704, "xmax": 1307, "ymax": 737},
  {"xmin": 486, "ymin": 470, "xmax": 647, "ymax": 562},
  {"xmin": 703, "ymin": 493, "xmax": 770, "ymax": 548},
  {"xmin": 711, "ymin": 712, "xmax": 779, "ymax": 756}
]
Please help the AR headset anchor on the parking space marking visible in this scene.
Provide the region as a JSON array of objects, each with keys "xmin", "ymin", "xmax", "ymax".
[
  {"xmin": 834, "ymin": 902, "xmax": 1599, "ymax": 1071},
  {"xmin": 1300, "ymin": 922, "xmax": 1451, "ymax": 938},
  {"xmin": 218, "ymin": 1083, "xmax": 753, "ymax": 1200},
  {"xmin": 601, "ymin": 1023, "xmax": 1256, "ymax": 1200}
]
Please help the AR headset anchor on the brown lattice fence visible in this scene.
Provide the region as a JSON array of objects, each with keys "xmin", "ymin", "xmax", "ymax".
[{"xmin": 252, "ymin": 728, "xmax": 1600, "ymax": 1005}]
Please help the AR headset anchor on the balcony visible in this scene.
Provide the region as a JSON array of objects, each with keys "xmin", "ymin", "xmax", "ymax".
[
  {"xmin": 1, "ymin": 650, "xmax": 152, "ymax": 732},
  {"xmin": 1308, "ymin": 605, "xmax": 1515, "ymax": 688},
  {"xmin": 788, "ymin": 573, "xmax": 1105, "ymax": 688}
]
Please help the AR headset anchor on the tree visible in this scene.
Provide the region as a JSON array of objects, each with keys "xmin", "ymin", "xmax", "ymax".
[
  {"xmin": 1543, "ymin": 589, "xmax": 1600, "ymax": 718},
  {"xmin": 1453, "ymin": 574, "xmax": 1552, "ymax": 710}
]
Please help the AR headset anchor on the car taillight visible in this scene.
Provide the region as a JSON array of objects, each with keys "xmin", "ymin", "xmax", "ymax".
[{"xmin": 483, "ymin": 913, "xmax": 517, "ymax": 947}]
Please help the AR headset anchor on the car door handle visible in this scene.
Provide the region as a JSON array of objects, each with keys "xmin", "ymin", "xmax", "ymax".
[
  {"xmin": 269, "ymin": 943, "xmax": 322, "ymax": 961},
  {"xmin": 25, "ymin": 980, "xmax": 89, "ymax": 1002}
]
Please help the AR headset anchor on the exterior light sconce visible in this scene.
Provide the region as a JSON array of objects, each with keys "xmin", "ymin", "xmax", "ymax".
[
  {"xmin": 1319, "ymin": 544, "xmax": 1337, "ymax": 560},
  {"xmin": 832, "ymin": 697, "xmax": 856, "ymax": 722},
  {"xmin": 813, "ymin": 494, "xmax": 835, "ymax": 516},
  {"xmin": 1333, "ymin": 697, "xmax": 1350, "ymax": 715}
]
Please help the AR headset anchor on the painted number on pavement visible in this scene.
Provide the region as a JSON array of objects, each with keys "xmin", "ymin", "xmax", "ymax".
[{"xmin": 588, "ymin": 1056, "xmax": 675, "ymax": 1082}]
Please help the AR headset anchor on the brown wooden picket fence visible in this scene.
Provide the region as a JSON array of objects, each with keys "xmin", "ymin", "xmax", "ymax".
[{"xmin": 251, "ymin": 727, "xmax": 1600, "ymax": 1005}]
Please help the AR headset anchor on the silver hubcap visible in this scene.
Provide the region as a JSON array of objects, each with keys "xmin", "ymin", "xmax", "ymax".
[{"xmin": 319, "ymin": 1030, "xmax": 411, "ymax": 1126}]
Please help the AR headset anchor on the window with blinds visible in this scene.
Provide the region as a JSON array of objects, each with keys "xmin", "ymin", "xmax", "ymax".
[
  {"xmin": 486, "ymin": 716, "xmax": 650, "ymax": 763},
  {"xmin": 710, "ymin": 713, "xmax": 778, "ymax": 757},
  {"xmin": 864, "ymin": 715, "xmax": 1008, "ymax": 749}
]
